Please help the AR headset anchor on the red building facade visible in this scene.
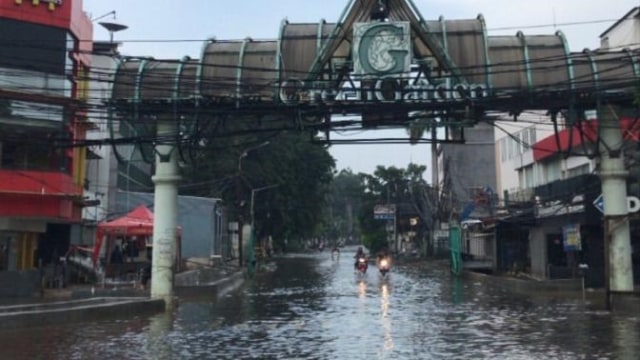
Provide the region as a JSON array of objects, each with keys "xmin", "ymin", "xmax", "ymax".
[{"xmin": 0, "ymin": 0, "xmax": 92, "ymax": 273}]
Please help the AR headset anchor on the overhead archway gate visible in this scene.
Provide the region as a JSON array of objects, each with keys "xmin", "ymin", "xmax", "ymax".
[{"xmin": 109, "ymin": 0, "xmax": 639, "ymax": 301}]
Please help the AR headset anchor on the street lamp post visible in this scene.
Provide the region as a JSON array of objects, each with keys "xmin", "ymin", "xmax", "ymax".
[
  {"xmin": 246, "ymin": 184, "xmax": 279, "ymax": 276},
  {"xmin": 238, "ymin": 141, "xmax": 270, "ymax": 172},
  {"xmin": 236, "ymin": 141, "xmax": 270, "ymax": 269},
  {"xmin": 251, "ymin": 184, "xmax": 280, "ymax": 227}
]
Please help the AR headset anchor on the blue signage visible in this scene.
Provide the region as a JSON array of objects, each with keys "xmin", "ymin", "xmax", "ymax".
[{"xmin": 593, "ymin": 194, "xmax": 604, "ymax": 214}]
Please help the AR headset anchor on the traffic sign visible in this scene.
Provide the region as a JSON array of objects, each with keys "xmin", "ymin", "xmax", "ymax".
[
  {"xmin": 629, "ymin": 196, "xmax": 640, "ymax": 213},
  {"xmin": 373, "ymin": 204, "xmax": 396, "ymax": 220},
  {"xmin": 593, "ymin": 194, "xmax": 604, "ymax": 214},
  {"xmin": 592, "ymin": 194, "xmax": 640, "ymax": 214}
]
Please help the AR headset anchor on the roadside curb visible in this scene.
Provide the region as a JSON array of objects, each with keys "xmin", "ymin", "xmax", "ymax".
[
  {"xmin": 0, "ymin": 268, "xmax": 246, "ymax": 329},
  {"xmin": 175, "ymin": 270, "xmax": 245, "ymax": 299},
  {"xmin": 463, "ymin": 269, "xmax": 640, "ymax": 312},
  {"xmin": 0, "ymin": 297, "xmax": 164, "ymax": 330}
]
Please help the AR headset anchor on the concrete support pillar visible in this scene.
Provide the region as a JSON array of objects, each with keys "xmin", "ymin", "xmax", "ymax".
[
  {"xmin": 151, "ymin": 116, "xmax": 181, "ymax": 303},
  {"xmin": 598, "ymin": 104, "xmax": 634, "ymax": 294}
]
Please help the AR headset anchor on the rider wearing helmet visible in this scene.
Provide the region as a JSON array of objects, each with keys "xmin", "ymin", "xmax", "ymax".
[{"xmin": 354, "ymin": 246, "xmax": 366, "ymax": 269}]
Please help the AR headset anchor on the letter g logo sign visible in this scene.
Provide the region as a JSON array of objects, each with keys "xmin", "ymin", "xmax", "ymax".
[{"xmin": 354, "ymin": 22, "xmax": 411, "ymax": 77}]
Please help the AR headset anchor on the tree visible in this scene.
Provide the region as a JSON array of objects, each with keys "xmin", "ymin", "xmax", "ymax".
[
  {"xmin": 180, "ymin": 125, "xmax": 335, "ymax": 250},
  {"xmin": 323, "ymin": 169, "xmax": 364, "ymax": 244},
  {"xmin": 353, "ymin": 164, "xmax": 436, "ymax": 255}
]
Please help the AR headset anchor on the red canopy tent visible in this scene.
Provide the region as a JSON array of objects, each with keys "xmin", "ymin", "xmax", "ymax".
[{"xmin": 92, "ymin": 205, "xmax": 181, "ymax": 269}]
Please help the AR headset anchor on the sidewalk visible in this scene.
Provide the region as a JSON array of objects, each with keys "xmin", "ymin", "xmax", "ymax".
[{"xmin": 0, "ymin": 260, "xmax": 245, "ymax": 329}]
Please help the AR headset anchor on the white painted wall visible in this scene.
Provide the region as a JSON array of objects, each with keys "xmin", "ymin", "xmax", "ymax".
[
  {"xmin": 493, "ymin": 112, "xmax": 554, "ymax": 199},
  {"xmin": 81, "ymin": 46, "xmax": 119, "ymax": 244},
  {"xmin": 601, "ymin": 10, "xmax": 640, "ymax": 50}
]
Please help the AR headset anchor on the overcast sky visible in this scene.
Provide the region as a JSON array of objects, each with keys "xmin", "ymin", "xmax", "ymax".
[{"xmin": 84, "ymin": 0, "xmax": 640, "ymax": 177}]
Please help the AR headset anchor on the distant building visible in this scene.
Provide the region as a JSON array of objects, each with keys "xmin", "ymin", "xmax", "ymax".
[
  {"xmin": 0, "ymin": 0, "xmax": 92, "ymax": 295},
  {"xmin": 490, "ymin": 4, "xmax": 640, "ymax": 285},
  {"xmin": 440, "ymin": 121, "xmax": 497, "ymax": 221},
  {"xmin": 599, "ymin": 7, "xmax": 640, "ymax": 50},
  {"xmin": 81, "ymin": 41, "xmax": 121, "ymax": 246}
]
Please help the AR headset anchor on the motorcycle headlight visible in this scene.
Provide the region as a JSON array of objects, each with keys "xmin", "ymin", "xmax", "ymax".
[
  {"xmin": 359, "ymin": 258, "xmax": 366, "ymax": 263},
  {"xmin": 380, "ymin": 259, "xmax": 388, "ymax": 267}
]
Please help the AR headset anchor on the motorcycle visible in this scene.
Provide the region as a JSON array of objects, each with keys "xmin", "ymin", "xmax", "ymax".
[
  {"xmin": 355, "ymin": 256, "xmax": 368, "ymax": 274},
  {"xmin": 331, "ymin": 247, "xmax": 340, "ymax": 261},
  {"xmin": 378, "ymin": 257, "xmax": 390, "ymax": 277}
]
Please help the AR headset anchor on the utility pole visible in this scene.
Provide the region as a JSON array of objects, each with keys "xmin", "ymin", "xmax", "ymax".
[
  {"xmin": 246, "ymin": 184, "xmax": 278, "ymax": 276},
  {"xmin": 430, "ymin": 124, "xmax": 439, "ymax": 257},
  {"xmin": 236, "ymin": 141, "xmax": 271, "ymax": 269},
  {"xmin": 598, "ymin": 103, "xmax": 634, "ymax": 308},
  {"xmin": 150, "ymin": 114, "xmax": 181, "ymax": 306},
  {"xmin": 251, "ymin": 184, "xmax": 279, "ymax": 227}
]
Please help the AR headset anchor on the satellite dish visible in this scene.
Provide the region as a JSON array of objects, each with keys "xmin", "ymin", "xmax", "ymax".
[
  {"xmin": 99, "ymin": 22, "xmax": 128, "ymax": 32},
  {"xmin": 99, "ymin": 22, "xmax": 128, "ymax": 42}
]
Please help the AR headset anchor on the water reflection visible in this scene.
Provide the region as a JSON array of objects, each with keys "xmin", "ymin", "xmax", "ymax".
[
  {"xmin": 613, "ymin": 314, "xmax": 640, "ymax": 359},
  {"xmin": 0, "ymin": 254, "xmax": 638, "ymax": 359},
  {"xmin": 379, "ymin": 282, "xmax": 394, "ymax": 354},
  {"xmin": 145, "ymin": 311, "xmax": 174, "ymax": 360},
  {"xmin": 357, "ymin": 279, "xmax": 367, "ymax": 299}
]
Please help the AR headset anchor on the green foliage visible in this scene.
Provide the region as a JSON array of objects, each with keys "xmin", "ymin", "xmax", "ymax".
[
  {"xmin": 321, "ymin": 169, "xmax": 365, "ymax": 243},
  {"xmin": 357, "ymin": 190, "xmax": 388, "ymax": 253},
  {"xmin": 341, "ymin": 164, "xmax": 432, "ymax": 254},
  {"xmin": 180, "ymin": 122, "xmax": 335, "ymax": 249}
]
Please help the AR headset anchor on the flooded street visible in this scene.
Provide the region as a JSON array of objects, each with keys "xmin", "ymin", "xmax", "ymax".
[{"xmin": 1, "ymin": 249, "xmax": 639, "ymax": 359}]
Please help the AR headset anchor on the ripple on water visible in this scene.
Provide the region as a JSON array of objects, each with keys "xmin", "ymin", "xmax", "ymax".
[{"xmin": 0, "ymin": 256, "xmax": 637, "ymax": 359}]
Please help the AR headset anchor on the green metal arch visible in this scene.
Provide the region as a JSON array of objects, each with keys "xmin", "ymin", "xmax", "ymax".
[
  {"xmin": 134, "ymin": 58, "xmax": 149, "ymax": 103},
  {"xmin": 236, "ymin": 38, "xmax": 250, "ymax": 108},
  {"xmin": 556, "ymin": 31, "xmax": 576, "ymax": 126},
  {"xmin": 407, "ymin": 0, "xmax": 466, "ymax": 84},
  {"xmin": 316, "ymin": 19, "xmax": 326, "ymax": 55},
  {"xmin": 275, "ymin": 18, "xmax": 288, "ymax": 100},
  {"xmin": 584, "ymin": 48, "xmax": 601, "ymax": 95},
  {"xmin": 196, "ymin": 39, "xmax": 213, "ymax": 100},
  {"xmin": 556, "ymin": 31, "xmax": 575, "ymax": 92},
  {"xmin": 517, "ymin": 31, "xmax": 533, "ymax": 95},
  {"xmin": 109, "ymin": 57, "xmax": 126, "ymax": 164},
  {"xmin": 173, "ymin": 56, "xmax": 189, "ymax": 101},
  {"xmin": 174, "ymin": 56, "xmax": 192, "ymax": 165},
  {"xmin": 623, "ymin": 47, "xmax": 640, "ymax": 78},
  {"xmin": 135, "ymin": 59, "xmax": 157, "ymax": 164},
  {"xmin": 305, "ymin": 0, "xmax": 356, "ymax": 82},
  {"xmin": 477, "ymin": 14, "xmax": 492, "ymax": 91},
  {"xmin": 438, "ymin": 15, "xmax": 448, "ymax": 54}
]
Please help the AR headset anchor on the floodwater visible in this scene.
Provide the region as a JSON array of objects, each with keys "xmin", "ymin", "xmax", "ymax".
[{"xmin": 0, "ymin": 250, "xmax": 639, "ymax": 360}]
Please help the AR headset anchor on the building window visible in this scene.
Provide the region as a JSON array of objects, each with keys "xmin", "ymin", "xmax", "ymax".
[
  {"xmin": 528, "ymin": 127, "xmax": 536, "ymax": 148},
  {"xmin": 0, "ymin": 138, "xmax": 66, "ymax": 171},
  {"xmin": 567, "ymin": 164, "xmax": 590, "ymax": 178},
  {"xmin": 0, "ymin": 100, "xmax": 65, "ymax": 123},
  {"xmin": 525, "ymin": 165, "xmax": 534, "ymax": 188},
  {"xmin": 518, "ymin": 165, "xmax": 535, "ymax": 189},
  {"xmin": 0, "ymin": 67, "xmax": 71, "ymax": 98},
  {"xmin": 545, "ymin": 161, "xmax": 561, "ymax": 182},
  {"xmin": 508, "ymin": 136, "xmax": 514, "ymax": 160}
]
